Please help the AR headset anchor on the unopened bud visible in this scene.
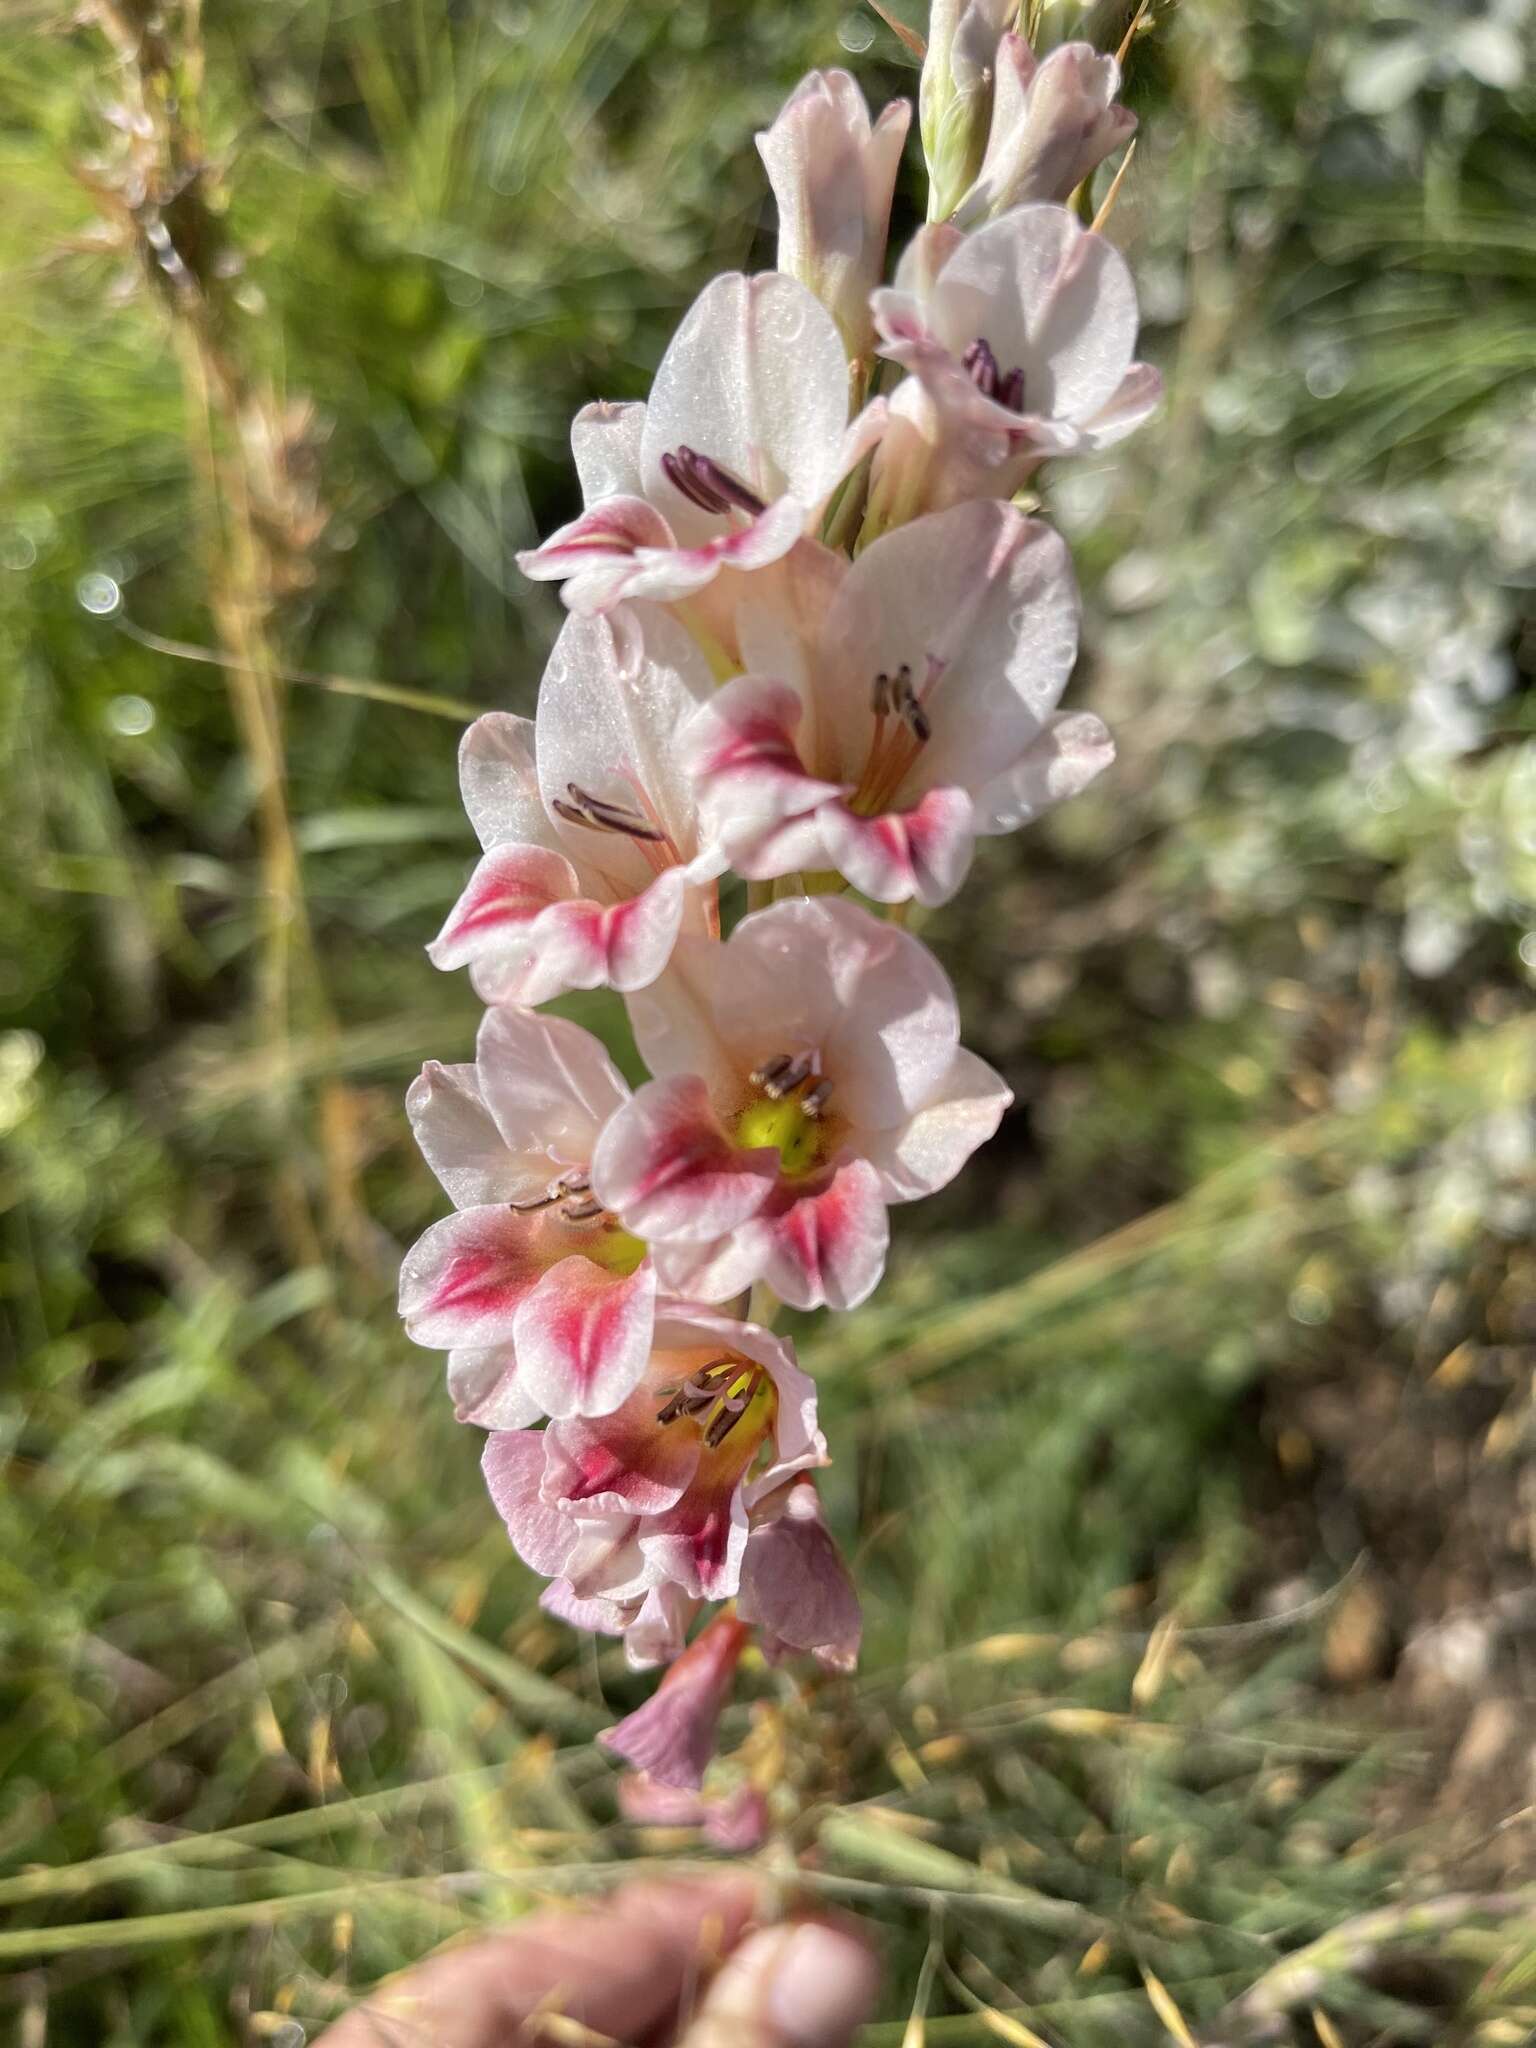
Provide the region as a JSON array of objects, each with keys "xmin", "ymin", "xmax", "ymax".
[
  {"xmin": 952, "ymin": 37, "xmax": 1136, "ymax": 228},
  {"xmin": 757, "ymin": 69, "xmax": 911, "ymax": 363},
  {"xmin": 919, "ymin": 0, "xmax": 1012, "ymax": 221}
]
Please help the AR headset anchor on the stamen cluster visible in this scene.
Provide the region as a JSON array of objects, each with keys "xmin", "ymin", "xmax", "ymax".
[{"xmin": 400, "ymin": 4, "xmax": 1158, "ymax": 1809}]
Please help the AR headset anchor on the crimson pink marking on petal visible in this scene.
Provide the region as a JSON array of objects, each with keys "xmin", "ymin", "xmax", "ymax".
[
  {"xmin": 442, "ymin": 850, "xmax": 568, "ymax": 944},
  {"xmin": 568, "ymin": 1442, "xmax": 631, "ymax": 1502},
  {"xmin": 428, "ymin": 1249, "xmax": 532, "ymax": 1322}
]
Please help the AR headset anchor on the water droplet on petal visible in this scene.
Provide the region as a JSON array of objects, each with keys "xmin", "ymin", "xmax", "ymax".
[
  {"xmin": 77, "ymin": 572, "xmax": 121, "ymax": 616},
  {"xmin": 107, "ymin": 694, "xmax": 155, "ymax": 737}
]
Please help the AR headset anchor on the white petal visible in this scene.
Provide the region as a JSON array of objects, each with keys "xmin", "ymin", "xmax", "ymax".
[
  {"xmin": 446, "ymin": 1344, "xmax": 544, "ymax": 1430},
  {"xmin": 406, "ymin": 1059, "xmax": 544, "ymax": 1208},
  {"xmin": 571, "ymin": 399, "xmax": 647, "ymax": 502},
  {"xmin": 535, "ymin": 607, "xmax": 715, "ymax": 900},
  {"xmin": 863, "ymin": 1045, "xmax": 1011, "ymax": 1202},
  {"xmin": 972, "ymin": 708, "xmax": 1114, "ymax": 834},
  {"xmin": 475, "ymin": 1005, "xmax": 629, "ymax": 1167},
  {"xmin": 640, "ymin": 272, "xmax": 852, "ymax": 537},
  {"xmin": 457, "ymin": 713, "xmax": 552, "ymax": 853}
]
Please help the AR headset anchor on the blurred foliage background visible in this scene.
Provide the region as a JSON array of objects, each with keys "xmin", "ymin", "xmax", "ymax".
[{"xmin": 2, "ymin": 0, "xmax": 1534, "ymax": 2041}]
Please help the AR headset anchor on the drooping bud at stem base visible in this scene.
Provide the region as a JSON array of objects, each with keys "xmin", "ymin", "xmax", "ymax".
[{"xmin": 600, "ymin": 1612, "xmax": 752, "ymax": 1790}]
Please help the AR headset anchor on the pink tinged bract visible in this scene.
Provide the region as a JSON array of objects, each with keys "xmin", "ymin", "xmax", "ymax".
[
  {"xmin": 428, "ymin": 606, "xmax": 721, "ymax": 1004},
  {"xmin": 593, "ymin": 898, "xmax": 1010, "ymax": 1310},
  {"xmin": 681, "ymin": 500, "xmax": 1099, "ymax": 906},
  {"xmin": 756, "ymin": 70, "xmax": 911, "ymax": 361},
  {"xmin": 737, "ymin": 1478, "xmax": 862, "ymax": 1674},
  {"xmin": 600, "ymin": 1613, "xmax": 751, "ymax": 1791},
  {"xmin": 516, "ymin": 273, "xmax": 870, "ymax": 616}
]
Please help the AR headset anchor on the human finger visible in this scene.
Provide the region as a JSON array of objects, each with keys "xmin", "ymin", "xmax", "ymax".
[
  {"xmin": 673, "ymin": 1918, "xmax": 880, "ymax": 2048},
  {"xmin": 313, "ymin": 1873, "xmax": 764, "ymax": 2048}
]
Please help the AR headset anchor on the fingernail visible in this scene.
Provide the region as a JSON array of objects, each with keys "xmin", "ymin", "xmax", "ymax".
[{"xmin": 764, "ymin": 1922, "xmax": 879, "ymax": 2047}]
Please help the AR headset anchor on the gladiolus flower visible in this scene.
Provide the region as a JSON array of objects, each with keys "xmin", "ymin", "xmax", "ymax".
[
  {"xmin": 867, "ymin": 203, "xmax": 1162, "ymax": 525},
  {"xmin": 482, "ymin": 1308, "xmax": 826, "ymax": 1635},
  {"xmin": 399, "ymin": 1006, "xmax": 656, "ymax": 1422},
  {"xmin": 590, "ymin": 897, "xmax": 1011, "ymax": 1311},
  {"xmin": 515, "ymin": 274, "xmax": 883, "ymax": 623},
  {"xmin": 756, "ymin": 70, "xmax": 911, "ymax": 364},
  {"xmin": 428, "ymin": 607, "xmax": 724, "ymax": 1005},
  {"xmin": 679, "ymin": 498, "xmax": 1109, "ymax": 907}
]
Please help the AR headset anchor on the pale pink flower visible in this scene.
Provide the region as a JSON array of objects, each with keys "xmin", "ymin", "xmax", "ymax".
[
  {"xmin": 679, "ymin": 498, "xmax": 1109, "ymax": 907},
  {"xmin": 399, "ymin": 1006, "xmax": 655, "ymax": 1422},
  {"xmin": 737, "ymin": 1477, "xmax": 862, "ymax": 1674},
  {"xmin": 590, "ymin": 897, "xmax": 1011, "ymax": 1311},
  {"xmin": 515, "ymin": 275, "xmax": 883, "ymax": 621},
  {"xmin": 756, "ymin": 71, "xmax": 911, "ymax": 363},
  {"xmin": 867, "ymin": 203, "xmax": 1161, "ymax": 524},
  {"xmin": 427, "ymin": 606, "xmax": 723, "ymax": 1004},
  {"xmin": 952, "ymin": 38, "xmax": 1136, "ymax": 228},
  {"xmin": 600, "ymin": 1613, "xmax": 751, "ymax": 1790},
  {"xmin": 481, "ymin": 1308, "xmax": 826, "ymax": 1625}
]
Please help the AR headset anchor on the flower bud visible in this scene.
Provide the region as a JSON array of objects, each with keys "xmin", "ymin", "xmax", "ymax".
[
  {"xmin": 952, "ymin": 36, "xmax": 1136, "ymax": 227},
  {"xmin": 919, "ymin": 0, "xmax": 1013, "ymax": 221},
  {"xmin": 756, "ymin": 70, "xmax": 910, "ymax": 364}
]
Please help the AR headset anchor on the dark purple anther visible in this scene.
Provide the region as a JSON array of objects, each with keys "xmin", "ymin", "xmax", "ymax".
[
  {"xmin": 961, "ymin": 337, "xmax": 999, "ymax": 399},
  {"xmin": 660, "ymin": 446, "xmax": 768, "ymax": 518},
  {"xmin": 995, "ymin": 366, "xmax": 1026, "ymax": 413}
]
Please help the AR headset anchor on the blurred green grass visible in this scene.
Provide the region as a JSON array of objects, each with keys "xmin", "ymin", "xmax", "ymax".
[{"xmin": 3, "ymin": 0, "xmax": 1535, "ymax": 2041}]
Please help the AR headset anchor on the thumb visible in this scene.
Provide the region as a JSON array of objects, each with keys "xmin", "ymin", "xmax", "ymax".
[{"xmin": 676, "ymin": 1919, "xmax": 880, "ymax": 2048}]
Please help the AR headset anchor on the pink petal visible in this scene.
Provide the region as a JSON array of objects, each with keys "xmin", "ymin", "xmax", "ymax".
[
  {"xmin": 599, "ymin": 1614, "xmax": 751, "ymax": 1791},
  {"xmin": 512, "ymin": 1255, "xmax": 657, "ymax": 1419},
  {"xmin": 398, "ymin": 1206, "xmax": 546, "ymax": 1350},
  {"xmin": 818, "ymin": 787, "xmax": 977, "ymax": 907},
  {"xmin": 427, "ymin": 843, "xmax": 580, "ymax": 973},
  {"xmin": 649, "ymin": 1227, "xmax": 773, "ymax": 1306},
  {"xmin": 515, "ymin": 495, "xmax": 674, "ymax": 584},
  {"xmin": 641, "ymin": 1475, "xmax": 750, "ymax": 1601},
  {"xmin": 623, "ymin": 1582, "xmax": 700, "ymax": 1670},
  {"xmin": 679, "ymin": 674, "xmax": 845, "ymax": 864},
  {"xmin": 739, "ymin": 1479, "xmax": 862, "ymax": 1673},
  {"xmin": 541, "ymin": 1387, "xmax": 700, "ymax": 1516},
  {"xmin": 541, "ymin": 1577, "xmax": 635, "ymax": 1637},
  {"xmin": 760, "ymin": 1158, "xmax": 891, "ymax": 1313},
  {"xmin": 591, "ymin": 1074, "xmax": 779, "ymax": 1245},
  {"xmin": 466, "ymin": 875, "xmax": 690, "ymax": 1007},
  {"xmin": 481, "ymin": 1430, "xmax": 577, "ymax": 1577}
]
